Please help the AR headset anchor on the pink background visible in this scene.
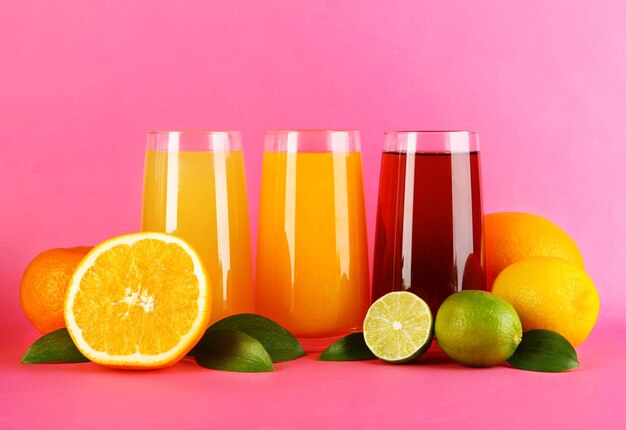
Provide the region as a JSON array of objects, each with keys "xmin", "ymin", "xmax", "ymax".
[{"xmin": 1, "ymin": 1, "xmax": 625, "ymax": 428}]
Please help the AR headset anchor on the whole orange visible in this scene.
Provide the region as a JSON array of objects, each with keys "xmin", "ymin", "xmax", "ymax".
[
  {"xmin": 20, "ymin": 246, "xmax": 92, "ymax": 334},
  {"xmin": 485, "ymin": 212, "xmax": 584, "ymax": 289}
]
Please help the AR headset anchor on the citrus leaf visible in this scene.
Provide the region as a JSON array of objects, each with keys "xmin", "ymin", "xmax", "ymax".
[
  {"xmin": 194, "ymin": 329, "xmax": 274, "ymax": 372},
  {"xmin": 507, "ymin": 329, "xmax": 579, "ymax": 372},
  {"xmin": 192, "ymin": 313, "xmax": 304, "ymax": 363},
  {"xmin": 319, "ymin": 332, "xmax": 376, "ymax": 361},
  {"xmin": 21, "ymin": 328, "xmax": 89, "ymax": 364}
]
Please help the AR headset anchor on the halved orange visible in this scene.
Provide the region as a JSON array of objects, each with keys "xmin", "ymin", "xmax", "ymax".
[{"xmin": 64, "ymin": 232, "xmax": 211, "ymax": 369}]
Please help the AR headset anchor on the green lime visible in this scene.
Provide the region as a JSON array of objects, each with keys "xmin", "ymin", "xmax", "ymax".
[
  {"xmin": 363, "ymin": 292, "xmax": 434, "ymax": 363},
  {"xmin": 435, "ymin": 290, "xmax": 522, "ymax": 367}
]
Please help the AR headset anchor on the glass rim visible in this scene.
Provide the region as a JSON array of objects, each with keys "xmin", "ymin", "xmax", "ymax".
[
  {"xmin": 265, "ymin": 129, "xmax": 358, "ymax": 134},
  {"xmin": 264, "ymin": 129, "xmax": 361, "ymax": 153},
  {"xmin": 384, "ymin": 130, "xmax": 478, "ymax": 135},
  {"xmin": 383, "ymin": 130, "xmax": 479, "ymax": 153},
  {"xmin": 146, "ymin": 130, "xmax": 242, "ymax": 151},
  {"xmin": 147, "ymin": 130, "xmax": 240, "ymax": 135}
]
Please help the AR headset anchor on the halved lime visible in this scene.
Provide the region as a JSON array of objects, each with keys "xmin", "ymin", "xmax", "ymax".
[{"xmin": 363, "ymin": 292, "xmax": 434, "ymax": 363}]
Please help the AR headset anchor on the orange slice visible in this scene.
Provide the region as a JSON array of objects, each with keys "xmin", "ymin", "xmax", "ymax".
[{"xmin": 64, "ymin": 232, "xmax": 211, "ymax": 369}]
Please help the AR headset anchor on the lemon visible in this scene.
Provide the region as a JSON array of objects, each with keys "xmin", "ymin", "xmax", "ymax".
[
  {"xmin": 492, "ymin": 257, "xmax": 599, "ymax": 346},
  {"xmin": 363, "ymin": 292, "xmax": 433, "ymax": 363},
  {"xmin": 435, "ymin": 291, "xmax": 522, "ymax": 367}
]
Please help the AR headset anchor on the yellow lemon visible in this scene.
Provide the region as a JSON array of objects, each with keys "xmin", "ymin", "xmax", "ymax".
[{"xmin": 492, "ymin": 257, "xmax": 599, "ymax": 346}]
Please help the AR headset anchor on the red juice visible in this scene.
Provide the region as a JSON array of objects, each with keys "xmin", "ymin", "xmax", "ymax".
[{"xmin": 372, "ymin": 151, "xmax": 485, "ymax": 315}]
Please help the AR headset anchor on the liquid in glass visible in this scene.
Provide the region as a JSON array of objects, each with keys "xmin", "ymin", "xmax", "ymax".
[
  {"xmin": 256, "ymin": 131, "xmax": 369, "ymax": 341},
  {"xmin": 142, "ymin": 133, "xmax": 253, "ymax": 323},
  {"xmin": 372, "ymin": 133, "xmax": 485, "ymax": 316}
]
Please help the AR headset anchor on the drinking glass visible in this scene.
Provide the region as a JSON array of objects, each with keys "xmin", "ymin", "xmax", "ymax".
[
  {"xmin": 141, "ymin": 131, "xmax": 253, "ymax": 323},
  {"xmin": 372, "ymin": 131, "xmax": 485, "ymax": 316},
  {"xmin": 256, "ymin": 130, "xmax": 370, "ymax": 346}
]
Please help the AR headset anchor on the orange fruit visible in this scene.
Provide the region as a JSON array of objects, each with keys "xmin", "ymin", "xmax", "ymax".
[
  {"xmin": 64, "ymin": 232, "xmax": 211, "ymax": 369},
  {"xmin": 485, "ymin": 212, "xmax": 584, "ymax": 288},
  {"xmin": 20, "ymin": 246, "xmax": 92, "ymax": 334},
  {"xmin": 492, "ymin": 257, "xmax": 599, "ymax": 346}
]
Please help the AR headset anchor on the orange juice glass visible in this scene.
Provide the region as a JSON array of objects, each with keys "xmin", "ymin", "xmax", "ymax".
[
  {"xmin": 141, "ymin": 131, "xmax": 253, "ymax": 324},
  {"xmin": 256, "ymin": 130, "xmax": 370, "ymax": 348}
]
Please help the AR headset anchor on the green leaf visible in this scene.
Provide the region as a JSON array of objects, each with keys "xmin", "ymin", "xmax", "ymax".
[
  {"xmin": 319, "ymin": 332, "xmax": 376, "ymax": 361},
  {"xmin": 507, "ymin": 329, "xmax": 579, "ymax": 372},
  {"xmin": 21, "ymin": 328, "xmax": 89, "ymax": 364},
  {"xmin": 194, "ymin": 329, "xmax": 274, "ymax": 372},
  {"xmin": 192, "ymin": 313, "xmax": 304, "ymax": 363}
]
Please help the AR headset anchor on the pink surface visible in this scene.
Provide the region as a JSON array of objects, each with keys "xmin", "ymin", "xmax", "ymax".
[
  {"xmin": 1, "ymin": 1, "xmax": 625, "ymax": 428},
  {"xmin": 2, "ymin": 322, "xmax": 625, "ymax": 429}
]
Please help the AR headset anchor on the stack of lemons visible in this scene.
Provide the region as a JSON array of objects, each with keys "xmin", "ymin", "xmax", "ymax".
[{"xmin": 486, "ymin": 212, "xmax": 599, "ymax": 347}]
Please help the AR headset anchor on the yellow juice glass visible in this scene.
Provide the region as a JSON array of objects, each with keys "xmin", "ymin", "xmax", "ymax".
[
  {"xmin": 256, "ymin": 130, "xmax": 370, "ymax": 348},
  {"xmin": 141, "ymin": 131, "xmax": 253, "ymax": 323}
]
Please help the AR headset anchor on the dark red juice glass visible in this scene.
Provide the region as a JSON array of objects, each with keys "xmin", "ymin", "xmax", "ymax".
[{"xmin": 372, "ymin": 131, "xmax": 485, "ymax": 316}]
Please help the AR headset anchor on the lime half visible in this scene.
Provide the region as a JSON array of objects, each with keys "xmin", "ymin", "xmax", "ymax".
[{"xmin": 363, "ymin": 292, "xmax": 434, "ymax": 363}]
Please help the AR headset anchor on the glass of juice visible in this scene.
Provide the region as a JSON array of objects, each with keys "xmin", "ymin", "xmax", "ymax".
[
  {"xmin": 141, "ymin": 130, "xmax": 253, "ymax": 323},
  {"xmin": 372, "ymin": 131, "xmax": 485, "ymax": 316},
  {"xmin": 256, "ymin": 130, "xmax": 370, "ymax": 349}
]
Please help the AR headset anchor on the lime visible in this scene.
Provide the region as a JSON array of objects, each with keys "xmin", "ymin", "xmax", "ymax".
[
  {"xmin": 434, "ymin": 290, "xmax": 522, "ymax": 367},
  {"xmin": 363, "ymin": 292, "xmax": 434, "ymax": 363}
]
